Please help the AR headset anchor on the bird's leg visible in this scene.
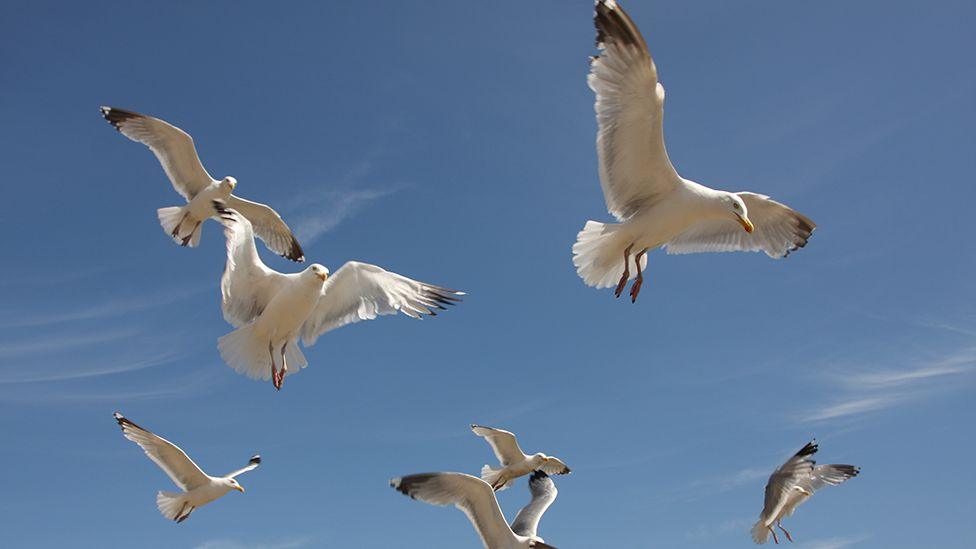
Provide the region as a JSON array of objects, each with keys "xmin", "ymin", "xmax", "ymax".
[
  {"xmin": 171, "ymin": 215, "xmax": 186, "ymax": 239},
  {"xmin": 269, "ymin": 341, "xmax": 281, "ymax": 391},
  {"xmin": 180, "ymin": 221, "xmax": 201, "ymax": 247},
  {"xmin": 776, "ymin": 521, "xmax": 793, "ymax": 543},
  {"xmin": 278, "ymin": 343, "xmax": 288, "ymax": 389},
  {"xmin": 629, "ymin": 247, "xmax": 648, "ymax": 303},
  {"xmin": 613, "ymin": 244, "xmax": 634, "ymax": 298},
  {"xmin": 768, "ymin": 525, "xmax": 780, "ymax": 544}
]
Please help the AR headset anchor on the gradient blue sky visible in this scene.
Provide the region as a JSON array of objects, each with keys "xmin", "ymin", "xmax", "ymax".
[{"xmin": 1, "ymin": 1, "xmax": 974, "ymax": 548}]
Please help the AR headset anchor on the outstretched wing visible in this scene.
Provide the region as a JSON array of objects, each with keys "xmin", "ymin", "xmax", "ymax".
[
  {"xmin": 213, "ymin": 202, "xmax": 291, "ymax": 327},
  {"xmin": 225, "ymin": 195, "xmax": 304, "ymax": 262},
  {"xmin": 225, "ymin": 455, "xmax": 262, "ymax": 479},
  {"xmin": 391, "ymin": 472, "xmax": 519, "ymax": 548},
  {"xmin": 299, "ymin": 261, "xmax": 463, "ymax": 346},
  {"xmin": 511, "ymin": 471, "xmax": 558, "ymax": 539},
  {"xmin": 666, "ymin": 193, "xmax": 815, "ymax": 258},
  {"xmin": 471, "ymin": 425, "xmax": 526, "ymax": 466},
  {"xmin": 113, "ymin": 412, "xmax": 209, "ymax": 491},
  {"xmin": 100, "ymin": 106, "xmax": 213, "ymax": 200},
  {"xmin": 590, "ymin": 0, "xmax": 680, "ymax": 221},
  {"xmin": 800, "ymin": 463, "xmax": 860, "ymax": 493},
  {"xmin": 759, "ymin": 441, "xmax": 818, "ymax": 522},
  {"xmin": 539, "ymin": 457, "xmax": 572, "ymax": 476}
]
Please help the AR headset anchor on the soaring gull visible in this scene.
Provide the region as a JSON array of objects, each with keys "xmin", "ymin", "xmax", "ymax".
[
  {"xmin": 214, "ymin": 202, "xmax": 463, "ymax": 390},
  {"xmin": 572, "ymin": 0, "xmax": 815, "ymax": 302},
  {"xmin": 471, "ymin": 425, "xmax": 571, "ymax": 491},
  {"xmin": 390, "ymin": 472, "xmax": 558, "ymax": 549},
  {"xmin": 113, "ymin": 412, "xmax": 260, "ymax": 523},
  {"xmin": 752, "ymin": 440, "xmax": 860, "ymax": 544},
  {"xmin": 100, "ymin": 106, "xmax": 304, "ymax": 261},
  {"xmin": 511, "ymin": 471, "xmax": 559, "ymax": 544}
]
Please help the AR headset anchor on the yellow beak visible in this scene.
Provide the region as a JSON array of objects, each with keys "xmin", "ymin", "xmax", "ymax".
[
  {"xmin": 234, "ymin": 485, "xmax": 244, "ymax": 493},
  {"xmin": 737, "ymin": 214, "xmax": 755, "ymax": 233},
  {"xmin": 228, "ymin": 180, "xmax": 237, "ymax": 190},
  {"xmin": 317, "ymin": 272, "xmax": 329, "ymax": 282}
]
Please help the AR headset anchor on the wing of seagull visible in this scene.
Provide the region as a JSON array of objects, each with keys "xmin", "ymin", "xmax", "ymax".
[
  {"xmin": 511, "ymin": 471, "xmax": 558, "ymax": 540},
  {"xmin": 113, "ymin": 412, "xmax": 210, "ymax": 491},
  {"xmin": 471, "ymin": 425, "xmax": 527, "ymax": 466},
  {"xmin": 225, "ymin": 455, "xmax": 262, "ymax": 479},
  {"xmin": 225, "ymin": 195, "xmax": 304, "ymax": 262}
]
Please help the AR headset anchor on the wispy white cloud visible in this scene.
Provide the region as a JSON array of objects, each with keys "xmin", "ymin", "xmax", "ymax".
[
  {"xmin": 800, "ymin": 348, "xmax": 975, "ymax": 424},
  {"xmin": 685, "ymin": 517, "xmax": 753, "ymax": 541},
  {"xmin": 291, "ymin": 184, "xmax": 404, "ymax": 243},
  {"xmin": 0, "ymin": 328, "xmax": 139, "ymax": 359},
  {"xmin": 796, "ymin": 534, "xmax": 870, "ymax": 549},
  {"xmin": 0, "ymin": 286, "xmax": 203, "ymax": 329},
  {"xmin": 0, "ymin": 365, "xmax": 220, "ymax": 404},
  {"xmin": 194, "ymin": 536, "xmax": 313, "ymax": 549},
  {"xmin": 677, "ymin": 466, "xmax": 769, "ymax": 503},
  {"xmin": 0, "ymin": 351, "xmax": 186, "ymax": 384}
]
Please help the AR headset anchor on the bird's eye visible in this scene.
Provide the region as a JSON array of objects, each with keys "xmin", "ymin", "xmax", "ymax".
[{"xmin": 733, "ymin": 203, "xmax": 740, "ymax": 209}]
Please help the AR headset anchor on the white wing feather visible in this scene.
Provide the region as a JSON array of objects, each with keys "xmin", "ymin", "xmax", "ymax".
[
  {"xmin": 666, "ymin": 193, "xmax": 816, "ymax": 258},
  {"xmin": 113, "ymin": 412, "xmax": 209, "ymax": 491},
  {"xmin": 471, "ymin": 425, "xmax": 526, "ymax": 466},
  {"xmin": 299, "ymin": 262, "xmax": 462, "ymax": 346},
  {"xmin": 590, "ymin": 1, "xmax": 680, "ymax": 221},
  {"xmin": 100, "ymin": 107, "xmax": 213, "ymax": 200},
  {"xmin": 225, "ymin": 195, "xmax": 304, "ymax": 262}
]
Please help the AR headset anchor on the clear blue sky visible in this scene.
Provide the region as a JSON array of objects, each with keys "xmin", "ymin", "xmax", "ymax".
[{"xmin": 1, "ymin": 1, "xmax": 974, "ymax": 548}]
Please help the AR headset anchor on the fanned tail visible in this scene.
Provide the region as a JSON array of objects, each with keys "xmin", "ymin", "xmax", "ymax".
[
  {"xmin": 217, "ymin": 326, "xmax": 308, "ymax": 381},
  {"xmin": 479, "ymin": 464, "xmax": 512, "ymax": 491},
  {"xmin": 157, "ymin": 491, "xmax": 192, "ymax": 522},
  {"xmin": 751, "ymin": 519, "xmax": 771, "ymax": 544},
  {"xmin": 572, "ymin": 220, "xmax": 644, "ymax": 288},
  {"xmin": 157, "ymin": 205, "xmax": 202, "ymax": 247}
]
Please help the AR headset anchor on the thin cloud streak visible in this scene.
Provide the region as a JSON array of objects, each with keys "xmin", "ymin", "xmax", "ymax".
[
  {"xmin": 0, "ymin": 328, "xmax": 140, "ymax": 359},
  {"xmin": 0, "ymin": 351, "xmax": 186, "ymax": 384},
  {"xmin": 291, "ymin": 184, "xmax": 404, "ymax": 243},
  {"xmin": 0, "ymin": 366, "xmax": 220, "ymax": 404},
  {"xmin": 0, "ymin": 286, "xmax": 204, "ymax": 329}
]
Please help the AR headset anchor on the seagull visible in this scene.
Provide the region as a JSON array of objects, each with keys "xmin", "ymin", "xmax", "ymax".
[
  {"xmin": 113, "ymin": 412, "xmax": 260, "ymax": 523},
  {"xmin": 99, "ymin": 106, "xmax": 305, "ymax": 261},
  {"xmin": 390, "ymin": 472, "xmax": 558, "ymax": 549},
  {"xmin": 752, "ymin": 440, "xmax": 860, "ymax": 544},
  {"xmin": 214, "ymin": 202, "xmax": 463, "ymax": 390},
  {"xmin": 572, "ymin": 0, "xmax": 815, "ymax": 302},
  {"xmin": 511, "ymin": 471, "xmax": 559, "ymax": 544},
  {"xmin": 471, "ymin": 425, "xmax": 571, "ymax": 491}
]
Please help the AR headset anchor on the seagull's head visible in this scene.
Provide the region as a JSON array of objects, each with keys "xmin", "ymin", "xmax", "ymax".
[
  {"xmin": 221, "ymin": 177, "xmax": 237, "ymax": 191},
  {"xmin": 725, "ymin": 194, "xmax": 754, "ymax": 233},
  {"xmin": 531, "ymin": 452, "xmax": 547, "ymax": 463},
  {"xmin": 227, "ymin": 478, "xmax": 244, "ymax": 493},
  {"xmin": 307, "ymin": 264, "xmax": 330, "ymax": 283}
]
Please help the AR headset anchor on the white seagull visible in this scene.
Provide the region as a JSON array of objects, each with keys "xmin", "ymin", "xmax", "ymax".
[
  {"xmin": 113, "ymin": 412, "xmax": 260, "ymax": 523},
  {"xmin": 511, "ymin": 471, "xmax": 559, "ymax": 544},
  {"xmin": 390, "ymin": 472, "xmax": 558, "ymax": 549},
  {"xmin": 752, "ymin": 440, "xmax": 860, "ymax": 544},
  {"xmin": 471, "ymin": 425, "xmax": 571, "ymax": 492},
  {"xmin": 100, "ymin": 106, "xmax": 305, "ymax": 261},
  {"xmin": 214, "ymin": 202, "xmax": 463, "ymax": 390},
  {"xmin": 573, "ymin": 0, "xmax": 815, "ymax": 302}
]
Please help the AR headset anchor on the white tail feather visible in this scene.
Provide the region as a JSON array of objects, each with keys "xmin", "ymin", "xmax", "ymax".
[
  {"xmin": 572, "ymin": 220, "xmax": 645, "ymax": 288},
  {"xmin": 156, "ymin": 491, "xmax": 187, "ymax": 521},
  {"xmin": 751, "ymin": 520, "xmax": 771, "ymax": 544},
  {"xmin": 157, "ymin": 205, "xmax": 202, "ymax": 247},
  {"xmin": 218, "ymin": 325, "xmax": 307, "ymax": 381},
  {"xmin": 480, "ymin": 465, "xmax": 512, "ymax": 491}
]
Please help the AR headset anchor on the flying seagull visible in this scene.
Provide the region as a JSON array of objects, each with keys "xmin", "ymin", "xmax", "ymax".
[
  {"xmin": 572, "ymin": 0, "xmax": 815, "ymax": 302},
  {"xmin": 390, "ymin": 472, "xmax": 558, "ymax": 549},
  {"xmin": 511, "ymin": 471, "xmax": 559, "ymax": 544},
  {"xmin": 471, "ymin": 425, "xmax": 571, "ymax": 491},
  {"xmin": 113, "ymin": 412, "xmax": 260, "ymax": 523},
  {"xmin": 214, "ymin": 202, "xmax": 463, "ymax": 390},
  {"xmin": 99, "ymin": 106, "xmax": 304, "ymax": 261},
  {"xmin": 752, "ymin": 440, "xmax": 860, "ymax": 544}
]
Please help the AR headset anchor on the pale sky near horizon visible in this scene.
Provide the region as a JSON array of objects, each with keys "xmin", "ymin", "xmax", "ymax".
[{"xmin": 1, "ymin": 1, "xmax": 974, "ymax": 548}]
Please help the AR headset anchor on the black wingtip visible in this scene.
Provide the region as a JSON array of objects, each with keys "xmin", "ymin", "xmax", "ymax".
[
  {"xmin": 796, "ymin": 440, "xmax": 819, "ymax": 457},
  {"xmin": 283, "ymin": 237, "xmax": 305, "ymax": 263},
  {"xmin": 529, "ymin": 470, "xmax": 551, "ymax": 482},
  {"xmin": 249, "ymin": 455, "xmax": 261, "ymax": 465}
]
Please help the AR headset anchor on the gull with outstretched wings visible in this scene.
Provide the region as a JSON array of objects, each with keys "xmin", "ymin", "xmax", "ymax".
[
  {"xmin": 511, "ymin": 471, "xmax": 559, "ymax": 543},
  {"xmin": 752, "ymin": 440, "xmax": 860, "ymax": 544},
  {"xmin": 113, "ymin": 412, "xmax": 260, "ymax": 523},
  {"xmin": 100, "ymin": 106, "xmax": 304, "ymax": 261},
  {"xmin": 214, "ymin": 202, "xmax": 463, "ymax": 390},
  {"xmin": 573, "ymin": 1, "xmax": 815, "ymax": 302},
  {"xmin": 471, "ymin": 425, "xmax": 571, "ymax": 491},
  {"xmin": 391, "ymin": 472, "xmax": 558, "ymax": 549}
]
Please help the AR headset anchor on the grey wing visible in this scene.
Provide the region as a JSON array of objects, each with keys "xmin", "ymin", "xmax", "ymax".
[
  {"xmin": 225, "ymin": 195, "xmax": 305, "ymax": 262},
  {"xmin": 759, "ymin": 441, "xmax": 818, "ymax": 520},
  {"xmin": 113, "ymin": 412, "xmax": 210, "ymax": 491},
  {"xmin": 470, "ymin": 424, "xmax": 526, "ymax": 466},
  {"xmin": 802, "ymin": 464, "xmax": 860, "ymax": 492},
  {"xmin": 391, "ymin": 472, "xmax": 519, "ymax": 548},
  {"xmin": 590, "ymin": 1, "xmax": 679, "ymax": 221},
  {"xmin": 100, "ymin": 106, "xmax": 213, "ymax": 199},
  {"xmin": 666, "ymin": 193, "xmax": 815, "ymax": 258},
  {"xmin": 225, "ymin": 455, "xmax": 261, "ymax": 478},
  {"xmin": 511, "ymin": 471, "xmax": 558, "ymax": 539}
]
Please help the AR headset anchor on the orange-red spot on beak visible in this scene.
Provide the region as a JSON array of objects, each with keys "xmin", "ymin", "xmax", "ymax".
[{"xmin": 737, "ymin": 215, "xmax": 755, "ymax": 233}]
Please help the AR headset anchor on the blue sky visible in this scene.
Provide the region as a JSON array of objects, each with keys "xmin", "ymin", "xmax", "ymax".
[{"xmin": 1, "ymin": 1, "xmax": 973, "ymax": 547}]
